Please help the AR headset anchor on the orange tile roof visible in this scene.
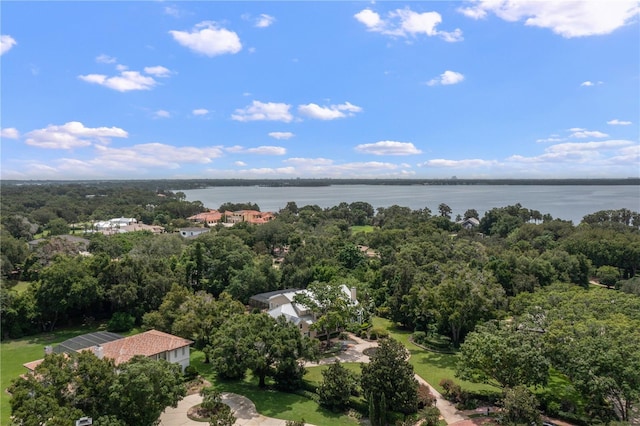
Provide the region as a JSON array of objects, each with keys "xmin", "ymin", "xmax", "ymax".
[
  {"xmin": 23, "ymin": 330, "xmax": 192, "ymax": 371},
  {"xmin": 99, "ymin": 330, "xmax": 192, "ymax": 365}
]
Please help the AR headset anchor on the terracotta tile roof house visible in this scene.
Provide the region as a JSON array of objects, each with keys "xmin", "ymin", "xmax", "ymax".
[
  {"xmin": 188, "ymin": 209, "xmax": 224, "ymax": 225},
  {"xmin": 24, "ymin": 330, "xmax": 193, "ymax": 372}
]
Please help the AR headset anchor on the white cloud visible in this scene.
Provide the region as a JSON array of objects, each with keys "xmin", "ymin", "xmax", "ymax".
[
  {"xmin": 607, "ymin": 119, "xmax": 632, "ymax": 126},
  {"xmin": 268, "ymin": 132, "xmax": 294, "ymax": 140},
  {"xmin": 96, "ymin": 54, "xmax": 117, "ymax": 64},
  {"xmin": 153, "ymin": 110, "xmax": 171, "ymax": 119},
  {"xmin": 193, "ymin": 108, "xmax": 209, "ymax": 116},
  {"xmin": 298, "ymin": 101, "xmax": 362, "ymax": 120},
  {"xmin": 256, "ymin": 14, "xmax": 275, "ymax": 28},
  {"xmin": 226, "ymin": 145, "xmax": 286, "ymax": 155},
  {"xmin": 94, "ymin": 143, "xmax": 223, "ymax": 168},
  {"xmin": 25, "ymin": 121, "xmax": 128, "ymax": 149},
  {"xmin": 0, "ymin": 128, "xmax": 20, "ymax": 139},
  {"xmin": 508, "ymin": 140, "xmax": 635, "ymax": 164},
  {"xmin": 354, "ymin": 9, "xmax": 383, "ymax": 29},
  {"xmin": 245, "ymin": 146, "xmax": 286, "ymax": 155},
  {"xmin": 144, "ymin": 66, "xmax": 172, "ymax": 77},
  {"xmin": 458, "ymin": 0, "xmax": 640, "ymax": 38},
  {"xmin": 170, "ymin": 21, "xmax": 242, "ymax": 57},
  {"xmin": 164, "ymin": 6, "xmax": 182, "ymax": 18},
  {"xmin": 79, "ymin": 70, "xmax": 157, "ymax": 92},
  {"xmin": 355, "ymin": 7, "xmax": 463, "ymax": 42},
  {"xmin": 581, "ymin": 80, "xmax": 603, "ymax": 87},
  {"xmin": 284, "ymin": 157, "xmax": 334, "ymax": 166},
  {"xmin": 231, "ymin": 100, "xmax": 293, "ymax": 122},
  {"xmin": 355, "ymin": 141, "xmax": 422, "ymax": 156},
  {"xmin": 234, "ymin": 161, "xmax": 247, "ymax": 167},
  {"xmin": 536, "ymin": 137, "xmax": 565, "ymax": 143},
  {"xmin": 427, "ymin": 70, "xmax": 465, "ymax": 86},
  {"xmin": 569, "ymin": 129, "xmax": 608, "ymax": 138},
  {"xmin": 0, "ymin": 35, "xmax": 16, "ymax": 55},
  {"xmin": 421, "ymin": 158, "xmax": 498, "ymax": 168}
]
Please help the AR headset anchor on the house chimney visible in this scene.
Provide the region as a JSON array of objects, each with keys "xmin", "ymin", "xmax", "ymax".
[
  {"xmin": 44, "ymin": 345, "xmax": 53, "ymax": 356},
  {"xmin": 350, "ymin": 287, "xmax": 357, "ymax": 302},
  {"xmin": 93, "ymin": 345, "xmax": 104, "ymax": 359}
]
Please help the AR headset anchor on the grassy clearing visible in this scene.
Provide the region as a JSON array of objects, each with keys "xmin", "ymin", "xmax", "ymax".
[
  {"xmin": 350, "ymin": 225, "xmax": 375, "ymax": 234},
  {"xmin": 303, "ymin": 362, "xmax": 362, "ymax": 387},
  {"xmin": 372, "ymin": 317, "xmax": 498, "ymax": 395},
  {"xmin": 0, "ymin": 324, "xmax": 108, "ymax": 425},
  {"xmin": 191, "ymin": 351, "xmax": 359, "ymax": 426},
  {"xmin": 7, "ymin": 281, "xmax": 30, "ymax": 294}
]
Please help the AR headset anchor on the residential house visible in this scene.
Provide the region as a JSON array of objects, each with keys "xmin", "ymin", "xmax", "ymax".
[
  {"xmin": 457, "ymin": 217, "xmax": 480, "ymax": 230},
  {"xmin": 187, "ymin": 209, "xmax": 224, "ymax": 226},
  {"xmin": 24, "ymin": 330, "xmax": 193, "ymax": 372},
  {"xmin": 251, "ymin": 285, "xmax": 359, "ymax": 338}
]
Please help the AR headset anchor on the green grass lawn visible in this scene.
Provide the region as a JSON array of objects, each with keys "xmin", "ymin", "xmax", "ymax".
[
  {"xmin": 191, "ymin": 351, "xmax": 359, "ymax": 426},
  {"xmin": 0, "ymin": 324, "xmax": 110, "ymax": 425},
  {"xmin": 372, "ymin": 317, "xmax": 499, "ymax": 395},
  {"xmin": 350, "ymin": 225, "xmax": 375, "ymax": 234}
]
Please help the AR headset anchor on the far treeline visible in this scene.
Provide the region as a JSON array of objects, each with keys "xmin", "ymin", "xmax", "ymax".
[
  {"xmin": 1, "ymin": 181, "xmax": 639, "ymax": 424},
  {"xmin": 2, "ymin": 177, "xmax": 640, "ymax": 189}
]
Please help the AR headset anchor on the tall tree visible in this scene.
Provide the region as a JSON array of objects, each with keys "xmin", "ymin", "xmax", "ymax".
[
  {"xmin": 172, "ymin": 291, "xmax": 244, "ymax": 363},
  {"xmin": 293, "ymin": 281, "xmax": 356, "ymax": 348},
  {"xmin": 108, "ymin": 355, "xmax": 186, "ymax": 426},
  {"xmin": 317, "ymin": 360, "xmax": 358, "ymax": 411},
  {"xmin": 456, "ymin": 321, "xmax": 550, "ymax": 389},
  {"xmin": 210, "ymin": 313, "xmax": 316, "ymax": 389},
  {"xmin": 361, "ymin": 338, "xmax": 419, "ymax": 415}
]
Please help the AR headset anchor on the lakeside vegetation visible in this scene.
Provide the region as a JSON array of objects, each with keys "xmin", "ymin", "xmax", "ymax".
[{"xmin": 1, "ymin": 181, "xmax": 639, "ymax": 425}]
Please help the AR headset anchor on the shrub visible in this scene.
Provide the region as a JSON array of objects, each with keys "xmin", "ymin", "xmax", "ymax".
[
  {"xmin": 285, "ymin": 420, "xmax": 305, "ymax": 426},
  {"xmin": 369, "ymin": 327, "xmax": 389, "ymax": 340},
  {"xmin": 412, "ymin": 331, "xmax": 427, "ymax": 345},
  {"xmin": 417, "ymin": 384, "xmax": 436, "ymax": 409},
  {"xmin": 107, "ymin": 312, "xmax": 135, "ymax": 332},
  {"xmin": 183, "ymin": 365, "xmax": 199, "ymax": 381}
]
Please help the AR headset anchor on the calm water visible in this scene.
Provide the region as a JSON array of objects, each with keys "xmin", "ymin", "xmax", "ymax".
[{"xmin": 180, "ymin": 185, "xmax": 640, "ymax": 224}]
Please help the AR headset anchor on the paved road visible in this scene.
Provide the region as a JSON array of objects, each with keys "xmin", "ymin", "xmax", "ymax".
[{"xmin": 160, "ymin": 333, "xmax": 468, "ymax": 426}]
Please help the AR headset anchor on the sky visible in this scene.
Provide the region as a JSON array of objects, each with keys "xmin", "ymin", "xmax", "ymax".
[{"xmin": 1, "ymin": 1, "xmax": 639, "ymax": 180}]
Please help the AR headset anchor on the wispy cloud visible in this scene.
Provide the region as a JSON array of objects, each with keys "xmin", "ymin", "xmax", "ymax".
[
  {"xmin": 420, "ymin": 158, "xmax": 497, "ymax": 168},
  {"xmin": 607, "ymin": 119, "xmax": 632, "ymax": 126},
  {"xmin": 227, "ymin": 145, "xmax": 286, "ymax": 155},
  {"xmin": 269, "ymin": 132, "xmax": 294, "ymax": 140},
  {"xmin": 458, "ymin": 0, "xmax": 639, "ymax": 38},
  {"xmin": 298, "ymin": 102, "xmax": 362, "ymax": 120},
  {"xmin": 192, "ymin": 108, "xmax": 209, "ymax": 116},
  {"xmin": 255, "ymin": 14, "xmax": 275, "ymax": 28},
  {"xmin": 231, "ymin": 101, "xmax": 293, "ymax": 122},
  {"xmin": 568, "ymin": 128, "xmax": 608, "ymax": 139},
  {"xmin": 153, "ymin": 110, "xmax": 171, "ymax": 119},
  {"xmin": 144, "ymin": 66, "xmax": 172, "ymax": 77},
  {"xmin": 355, "ymin": 7, "xmax": 463, "ymax": 42},
  {"xmin": 355, "ymin": 141, "xmax": 422, "ymax": 155},
  {"xmin": 170, "ymin": 21, "xmax": 242, "ymax": 57},
  {"xmin": 96, "ymin": 54, "xmax": 117, "ymax": 64}
]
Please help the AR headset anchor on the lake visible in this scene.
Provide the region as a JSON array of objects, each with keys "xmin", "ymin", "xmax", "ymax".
[{"xmin": 180, "ymin": 185, "xmax": 640, "ymax": 224}]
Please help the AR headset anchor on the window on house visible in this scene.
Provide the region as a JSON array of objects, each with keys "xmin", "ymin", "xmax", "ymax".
[
  {"xmin": 182, "ymin": 347, "xmax": 185, "ymax": 356},
  {"xmin": 174, "ymin": 349, "xmax": 177, "ymax": 358}
]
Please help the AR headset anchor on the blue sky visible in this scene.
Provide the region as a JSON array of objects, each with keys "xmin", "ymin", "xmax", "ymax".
[{"xmin": 1, "ymin": 1, "xmax": 638, "ymax": 180}]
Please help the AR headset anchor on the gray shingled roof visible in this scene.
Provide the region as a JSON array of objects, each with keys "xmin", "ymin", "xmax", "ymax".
[{"xmin": 53, "ymin": 331, "xmax": 124, "ymax": 354}]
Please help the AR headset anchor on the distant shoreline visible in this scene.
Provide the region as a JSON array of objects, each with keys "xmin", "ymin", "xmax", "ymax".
[{"xmin": 3, "ymin": 177, "xmax": 640, "ymax": 189}]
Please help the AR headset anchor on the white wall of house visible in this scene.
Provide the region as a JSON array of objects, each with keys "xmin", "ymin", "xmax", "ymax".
[{"xmin": 166, "ymin": 345, "xmax": 191, "ymax": 372}]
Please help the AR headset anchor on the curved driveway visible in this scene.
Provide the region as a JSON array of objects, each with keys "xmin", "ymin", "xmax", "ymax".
[{"xmin": 160, "ymin": 333, "xmax": 468, "ymax": 425}]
